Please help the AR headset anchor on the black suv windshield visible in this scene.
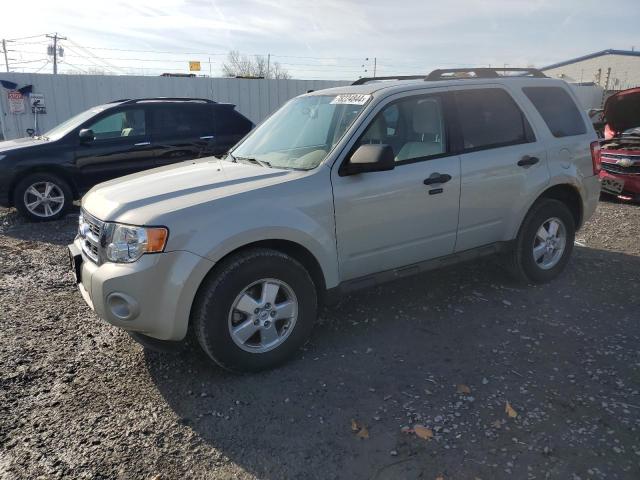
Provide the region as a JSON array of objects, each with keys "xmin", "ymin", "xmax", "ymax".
[
  {"xmin": 231, "ymin": 94, "xmax": 370, "ymax": 170},
  {"xmin": 44, "ymin": 106, "xmax": 109, "ymax": 140}
]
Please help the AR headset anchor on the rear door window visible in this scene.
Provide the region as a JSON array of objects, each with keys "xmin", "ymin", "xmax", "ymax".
[
  {"xmin": 150, "ymin": 104, "xmax": 213, "ymax": 138},
  {"xmin": 522, "ymin": 86, "xmax": 586, "ymax": 137},
  {"xmin": 454, "ymin": 88, "xmax": 534, "ymax": 151}
]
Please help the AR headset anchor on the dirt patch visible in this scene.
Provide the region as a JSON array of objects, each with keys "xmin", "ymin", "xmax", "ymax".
[{"xmin": 1, "ymin": 198, "xmax": 639, "ymax": 479}]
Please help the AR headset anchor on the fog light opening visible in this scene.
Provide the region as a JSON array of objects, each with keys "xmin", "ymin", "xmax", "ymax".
[{"xmin": 106, "ymin": 293, "xmax": 139, "ymax": 321}]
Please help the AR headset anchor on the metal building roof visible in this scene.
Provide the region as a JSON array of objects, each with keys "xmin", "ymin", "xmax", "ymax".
[{"xmin": 541, "ymin": 49, "xmax": 640, "ymax": 71}]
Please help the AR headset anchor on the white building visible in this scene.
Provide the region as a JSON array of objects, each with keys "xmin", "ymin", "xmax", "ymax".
[{"xmin": 542, "ymin": 49, "xmax": 640, "ymax": 91}]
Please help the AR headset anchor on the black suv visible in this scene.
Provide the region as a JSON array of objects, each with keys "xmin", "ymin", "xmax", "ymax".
[{"xmin": 0, "ymin": 97, "xmax": 253, "ymax": 221}]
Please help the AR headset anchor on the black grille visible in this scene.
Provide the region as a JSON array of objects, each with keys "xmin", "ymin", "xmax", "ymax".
[{"xmin": 601, "ymin": 162, "xmax": 640, "ymax": 175}]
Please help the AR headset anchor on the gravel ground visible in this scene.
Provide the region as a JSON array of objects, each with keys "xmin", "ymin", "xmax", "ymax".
[{"xmin": 1, "ymin": 198, "xmax": 639, "ymax": 480}]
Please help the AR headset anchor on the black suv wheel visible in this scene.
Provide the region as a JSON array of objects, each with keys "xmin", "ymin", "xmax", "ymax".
[{"xmin": 14, "ymin": 173, "xmax": 73, "ymax": 222}]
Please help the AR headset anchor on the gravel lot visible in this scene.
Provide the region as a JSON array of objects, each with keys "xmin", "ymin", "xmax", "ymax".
[{"xmin": 1, "ymin": 199, "xmax": 639, "ymax": 480}]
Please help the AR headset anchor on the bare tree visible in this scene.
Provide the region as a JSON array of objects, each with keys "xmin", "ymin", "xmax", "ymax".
[
  {"xmin": 222, "ymin": 50, "xmax": 291, "ymax": 79},
  {"xmin": 269, "ymin": 61, "xmax": 290, "ymax": 80}
]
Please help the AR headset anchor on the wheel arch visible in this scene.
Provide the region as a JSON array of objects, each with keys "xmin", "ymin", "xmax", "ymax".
[
  {"xmin": 191, "ymin": 238, "xmax": 329, "ymax": 315},
  {"xmin": 9, "ymin": 165, "xmax": 79, "ymax": 205},
  {"xmin": 513, "ymin": 182, "xmax": 584, "ymax": 239},
  {"xmin": 536, "ymin": 183, "xmax": 583, "ymax": 229}
]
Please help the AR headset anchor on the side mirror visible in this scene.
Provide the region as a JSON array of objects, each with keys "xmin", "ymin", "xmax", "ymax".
[
  {"xmin": 79, "ymin": 128, "xmax": 95, "ymax": 143},
  {"xmin": 342, "ymin": 144, "xmax": 395, "ymax": 175}
]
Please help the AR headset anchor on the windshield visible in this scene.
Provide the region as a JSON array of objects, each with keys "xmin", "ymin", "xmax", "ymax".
[
  {"xmin": 231, "ymin": 94, "xmax": 370, "ymax": 170},
  {"xmin": 44, "ymin": 106, "xmax": 108, "ymax": 140}
]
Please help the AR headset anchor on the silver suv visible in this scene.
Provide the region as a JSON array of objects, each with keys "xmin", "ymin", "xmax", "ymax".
[{"xmin": 68, "ymin": 68, "xmax": 602, "ymax": 372}]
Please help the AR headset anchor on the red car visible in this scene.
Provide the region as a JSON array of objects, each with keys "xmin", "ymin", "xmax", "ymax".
[{"xmin": 599, "ymin": 87, "xmax": 640, "ymax": 201}]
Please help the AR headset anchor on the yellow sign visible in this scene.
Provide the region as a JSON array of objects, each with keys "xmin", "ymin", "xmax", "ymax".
[{"xmin": 189, "ymin": 61, "xmax": 201, "ymax": 72}]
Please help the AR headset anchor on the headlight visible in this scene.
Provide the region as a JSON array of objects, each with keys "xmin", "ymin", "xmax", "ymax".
[{"xmin": 104, "ymin": 223, "xmax": 168, "ymax": 263}]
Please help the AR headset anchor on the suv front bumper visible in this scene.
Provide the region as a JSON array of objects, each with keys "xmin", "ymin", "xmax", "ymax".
[{"xmin": 68, "ymin": 237, "xmax": 214, "ymax": 341}]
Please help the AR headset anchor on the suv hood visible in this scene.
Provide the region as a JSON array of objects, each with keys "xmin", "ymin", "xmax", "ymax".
[
  {"xmin": 82, "ymin": 158, "xmax": 302, "ymax": 224},
  {"xmin": 604, "ymin": 87, "xmax": 640, "ymax": 135},
  {"xmin": 0, "ymin": 137, "xmax": 48, "ymax": 154}
]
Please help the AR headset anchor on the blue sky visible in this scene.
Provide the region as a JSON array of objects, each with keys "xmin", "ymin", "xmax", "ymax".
[{"xmin": 1, "ymin": 0, "xmax": 639, "ymax": 79}]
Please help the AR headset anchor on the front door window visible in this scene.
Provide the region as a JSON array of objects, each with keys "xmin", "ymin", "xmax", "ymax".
[{"xmin": 87, "ymin": 109, "xmax": 146, "ymax": 140}]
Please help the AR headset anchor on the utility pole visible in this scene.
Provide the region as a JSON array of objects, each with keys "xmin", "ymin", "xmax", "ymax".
[
  {"xmin": 266, "ymin": 53, "xmax": 271, "ymax": 79},
  {"xmin": 46, "ymin": 33, "xmax": 66, "ymax": 74},
  {"xmin": 2, "ymin": 39, "xmax": 9, "ymax": 72},
  {"xmin": 600, "ymin": 67, "xmax": 612, "ymax": 108},
  {"xmin": 373, "ymin": 57, "xmax": 377, "ymax": 78}
]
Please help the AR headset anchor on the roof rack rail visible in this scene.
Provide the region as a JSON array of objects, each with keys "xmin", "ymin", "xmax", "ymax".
[
  {"xmin": 351, "ymin": 75, "xmax": 426, "ymax": 86},
  {"xmin": 119, "ymin": 97, "xmax": 216, "ymax": 104},
  {"xmin": 425, "ymin": 68, "xmax": 547, "ymax": 81},
  {"xmin": 351, "ymin": 68, "xmax": 547, "ymax": 86}
]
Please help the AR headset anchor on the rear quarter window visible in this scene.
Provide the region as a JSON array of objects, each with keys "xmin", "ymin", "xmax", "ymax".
[
  {"xmin": 215, "ymin": 109, "xmax": 253, "ymax": 135},
  {"xmin": 522, "ymin": 86, "xmax": 586, "ymax": 137}
]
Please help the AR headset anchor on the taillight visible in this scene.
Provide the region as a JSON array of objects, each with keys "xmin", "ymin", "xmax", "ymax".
[{"xmin": 590, "ymin": 141, "xmax": 601, "ymax": 175}]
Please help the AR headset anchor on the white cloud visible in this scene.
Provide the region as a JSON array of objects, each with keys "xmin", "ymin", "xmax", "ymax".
[{"xmin": 1, "ymin": 0, "xmax": 638, "ymax": 79}]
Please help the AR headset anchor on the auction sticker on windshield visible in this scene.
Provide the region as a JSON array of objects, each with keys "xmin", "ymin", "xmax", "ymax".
[{"xmin": 330, "ymin": 94, "xmax": 371, "ymax": 105}]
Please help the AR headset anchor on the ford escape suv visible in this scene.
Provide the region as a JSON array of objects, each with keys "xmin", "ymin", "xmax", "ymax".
[
  {"xmin": 0, "ymin": 97, "xmax": 253, "ymax": 221},
  {"xmin": 68, "ymin": 68, "xmax": 601, "ymax": 372}
]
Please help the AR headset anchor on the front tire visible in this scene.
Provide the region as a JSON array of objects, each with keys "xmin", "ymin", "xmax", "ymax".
[
  {"xmin": 507, "ymin": 199, "xmax": 575, "ymax": 283},
  {"xmin": 193, "ymin": 248, "xmax": 318, "ymax": 372},
  {"xmin": 14, "ymin": 173, "xmax": 72, "ymax": 222}
]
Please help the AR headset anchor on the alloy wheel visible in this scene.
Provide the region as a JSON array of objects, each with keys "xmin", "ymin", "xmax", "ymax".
[
  {"xmin": 23, "ymin": 181, "xmax": 65, "ymax": 218},
  {"xmin": 228, "ymin": 278, "xmax": 298, "ymax": 353},
  {"xmin": 532, "ymin": 217, "xmax": 567, "ymax": 270}
]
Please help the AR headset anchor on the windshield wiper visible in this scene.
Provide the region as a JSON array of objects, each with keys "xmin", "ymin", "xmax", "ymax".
[{"xmin": 235, "ymin": 156, "xmax": 272, "ymax": 168}]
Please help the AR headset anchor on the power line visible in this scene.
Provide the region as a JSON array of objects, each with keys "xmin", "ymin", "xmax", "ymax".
[
  {"xmin": 9, "ymin": 58, "xmax": 48, "ymax": 65},
  {"xmin": 5, "ymin": 33, "xmax": 49, "ymax": 42},
  {"xmin": 33, "ymin": 60, "xmax": 50, "ymax": 74},
  {"xmin": 63, "ymin": 46, "xmax": 117, "ymax": 74},
  {"xmin": 61, "ymin": 61, "xmax": 89, "ymax": 74},
  {"xmin": 65, "ymin": 39, "xmax": 128, "ymax": 74},
  {"xmin": 72, "ymin": 43, "xmax": 368, "ymax": 61},
  {"xmin": 10, "ymin": 40, "xmax": 50, "ymax": 46}
]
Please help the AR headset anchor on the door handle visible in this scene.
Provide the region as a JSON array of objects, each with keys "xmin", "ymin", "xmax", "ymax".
[
  {"xmin": 134, "ymin": 141, "xmax": 151, "ymax": 146},
  {"xmin": 517, "ymin": 155, "xmax": 539, "ymax": 167},
  {"xmin": 200, "ymin": 135, "xmax": 215, "ymax": 140},
  {"xmin": 423, "ymin": 173, "xmax": 452, "ymax": 185}
]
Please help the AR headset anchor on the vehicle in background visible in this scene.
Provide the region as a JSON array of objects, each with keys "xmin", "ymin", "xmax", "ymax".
[
  {"xmin": 599, "ymin": 87, "xmax": 640, "ymax": 201},
  {"xmin": 0, "ymin": 98, "xmax": 253, "ymax": 221},
  {"xmin": 69, "ymin": 68, "xmax": 601, "ymax": 372}
]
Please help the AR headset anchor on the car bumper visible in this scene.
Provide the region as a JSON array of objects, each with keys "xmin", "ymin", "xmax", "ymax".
[
  {"xmin": 68, "ymin": 238, "xmax": 214, "ymax": 341},
  {"xmin": 599, "ymin": 170, "xmax": 640, "ymax": 200}
]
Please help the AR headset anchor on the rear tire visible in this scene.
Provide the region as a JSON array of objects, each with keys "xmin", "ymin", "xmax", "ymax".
[
  {"xmin": 506, "ymin": 199, "xmax": 575, "ymax": 284},
  {"xmin": 14, "ymin": 173, "xmax": 72, "ymax": 222},
  {"xmin": 192, "ymin": 248, "xmax": 318, "ymax": 372}
]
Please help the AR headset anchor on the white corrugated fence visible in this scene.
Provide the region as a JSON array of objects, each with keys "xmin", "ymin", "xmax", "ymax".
[{"xmin": 0, "ymin": 73, "xmax": 350, "ymax": 140}]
